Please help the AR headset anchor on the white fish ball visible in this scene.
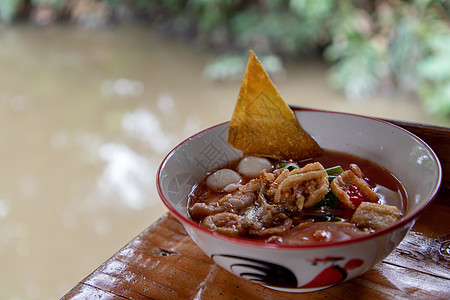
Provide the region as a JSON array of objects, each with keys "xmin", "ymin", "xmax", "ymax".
[
  {"xmin": 237, "ymin": 156, "xmax": 273, "ymax": 178},
  {"xmin": 206, "ymin": 169, "xmax": 241, "ymax": 190}
]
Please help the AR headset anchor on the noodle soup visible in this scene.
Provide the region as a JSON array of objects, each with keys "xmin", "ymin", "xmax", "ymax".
[{"xmin": 188, "ymin": 150, "xmax": 407, "ymax": 245}]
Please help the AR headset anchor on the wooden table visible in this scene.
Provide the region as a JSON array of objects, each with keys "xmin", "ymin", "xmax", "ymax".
[{"xmin": 63, "ymin": 117, "xmax": 450, "ymax": 300}]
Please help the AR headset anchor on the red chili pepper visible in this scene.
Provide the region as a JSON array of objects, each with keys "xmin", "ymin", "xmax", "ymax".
[{"xmin": 347, "ymin": 185, "xmax": 366, "ymax": 208}]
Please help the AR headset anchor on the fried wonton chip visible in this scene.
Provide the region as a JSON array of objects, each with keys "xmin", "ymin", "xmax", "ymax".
[{"xmin": 227, "ymin": 50, "xmax": 323, "ymax": 161}]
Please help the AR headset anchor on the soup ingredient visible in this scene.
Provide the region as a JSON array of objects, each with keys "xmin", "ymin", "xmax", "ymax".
[
  {"xmin": 273, "ymin": 162, "xmax": 329, "ymax": 209},
  {"xmin": 190, "ymin": 191, "xmax": 256, "ymax": 218},
  {"xmin": 326, "ymin": 166, "xmax": 344, "ymax": 175},
  {"xmin": 191, "ymin": 161, "xmax": 331, "ymax": 238},
  {"xmin": 227, "ymin": 50, "xmax": 323, "ymax": 161},
  {"xmin": 279, "ymin": 162, "xmax": 300, "ymax": 171},
  {"xmin": 330, "ymin": 164, "xmax": 378, "ymax": 209},
  {"xmin": 351, "ymin": 202, "xmax": 402, "ymax": 230},
  {"xmin": 237, "ymin": 156, "xmax": 273, "ymax": 177},
  {"xmin": 188, "ymin": 153, "xmax": 406, "ymax": 244},
  {"xmin": 202, "ymin": 212, "xmax": 245, "ymax": 237},
  {"xmin": 206, "ymin": 169, "xmax": 241, "ymax": 191}
]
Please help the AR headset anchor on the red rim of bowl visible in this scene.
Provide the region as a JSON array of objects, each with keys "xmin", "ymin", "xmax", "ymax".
[{"xmin": 156, "ymin": 110, "xmax": 443, "ymax": 249}]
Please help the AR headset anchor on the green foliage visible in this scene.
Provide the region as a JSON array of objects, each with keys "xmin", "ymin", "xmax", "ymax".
[
  {"xmin": 151, "ymin": 0, "xmax": 450, "ymax": 119},
  {"xmin": 150, "ymin": 0, "xmax": 340, "ymax": 55},
  {"xmin": 31, "ymin": 0, "xmax": 65, "ymax": 6},
  {"xmin": 324, "ymin": 1, "xmax": 450, "ymax": 118},
  {"xmin": 417, "ymin": 34, "xmax": 450, "ymax": 116},
  {"xmin": 202, "ymin": 53, "xmax": 283, "ymax": 81},
  {"xmin": 0, "ymin": 0, "xmax": 448, "ymax": 118},
  {"xmin": 326, "ymin": 39, "xmax": 382, "ymax": 100},
  {"xmin": 0, "ymin": 0, "xmax": 21, "ymax": 23}
]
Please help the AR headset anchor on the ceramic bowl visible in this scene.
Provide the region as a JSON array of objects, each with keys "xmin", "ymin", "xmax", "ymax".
[{"xmin": 156, "ymin": 110, "xmax": 442, "ymax": 293}]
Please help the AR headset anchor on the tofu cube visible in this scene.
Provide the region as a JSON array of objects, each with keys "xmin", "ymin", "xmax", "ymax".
[{"xmin": 351, "ymin": 202, "xmax": 402, "ymax": 230}]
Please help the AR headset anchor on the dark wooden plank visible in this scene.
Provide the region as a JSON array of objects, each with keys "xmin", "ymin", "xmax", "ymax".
[
  {"xmin": 384, "ymin": 230, "xmax": 450, "ymax": 279},
  {"xmin": 397, "ymin": 123, "xmax": 450, "ymax": 190},
  {"xmin": 338, "ymin": 263, "xmax": 449, "ymax": 300}
]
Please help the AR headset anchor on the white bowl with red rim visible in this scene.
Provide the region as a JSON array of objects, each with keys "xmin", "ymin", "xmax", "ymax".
[{"xmin": 156, "ymin": 110, "xmax": 442, "ymax": 292}]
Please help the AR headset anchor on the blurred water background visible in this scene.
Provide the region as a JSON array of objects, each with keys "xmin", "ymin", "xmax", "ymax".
[{"xmin": 0, "ymin": 1, "xmax": 448, "ymax": 299}]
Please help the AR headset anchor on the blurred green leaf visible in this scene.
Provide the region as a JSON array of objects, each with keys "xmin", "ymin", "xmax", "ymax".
[
  {"xmin": 419, "ymin": 82, "xmax": 450, "ymax": 116},
  {"xmin": 290, "ymin": 0, "xmax": 335, "ymax": 20},
  {"xmin": 327, "ymin": 39, "xmax": 381, "ymax": 99},
  {"xmin": 31, "ymin": 0, "xmax": 65, "ymax": 7},
  {"xmin": 203, "ymin": 53, "xmax": 284, "ymax": 81},
  {"xmin": 417, "ymin": 54, "xmax": 450, "ymax": 81},
  {"xmin": 388, "ymin": 16, "xmax": 424, "ymax": 91},
  {"xmin": 0, "ymin": 0, "xmax": 21, "ymax": 23}
]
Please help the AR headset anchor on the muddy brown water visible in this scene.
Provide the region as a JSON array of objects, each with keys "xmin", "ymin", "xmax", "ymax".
[{"xmin": 0, "ymin": 24, "xmax": 445, "ymax": 299}]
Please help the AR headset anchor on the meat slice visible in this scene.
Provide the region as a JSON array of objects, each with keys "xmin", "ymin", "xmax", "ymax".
[
  {"xmin": 189, "ymin": 201, "xmax": 223, "ymax": 218},
  {"xmin": 189, "ymin": 191, "xmax": 256, "ymax": 218},
  {"xmin": 242, "ymin": 182, "xmax": 293, "ymax": 237},
  {"xmin": 242, "ymin": 198, "xmax": 292, "ymax": 237}
]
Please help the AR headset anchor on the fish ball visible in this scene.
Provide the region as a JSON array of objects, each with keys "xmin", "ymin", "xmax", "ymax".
[
  {"xmin": 206, "ymin": 169, "xmax": 241, "ymax": 190},
  {"xmin": 238, "ymin": 156, "xmax": 273, "ymax": 178}
]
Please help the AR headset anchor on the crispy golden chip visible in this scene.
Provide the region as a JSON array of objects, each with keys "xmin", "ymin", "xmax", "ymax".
[{"xmin": 227, "ymin": 50, "xmax": 323, "ymax": 161}]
